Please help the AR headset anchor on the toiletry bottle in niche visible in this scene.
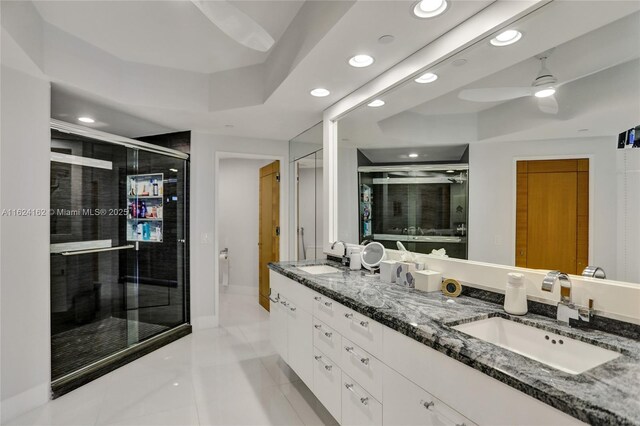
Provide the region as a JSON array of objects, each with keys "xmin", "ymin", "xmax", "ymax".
[
  {"xmin": 152, "ymin": 179, "xmax": 159, "ymax": 196},
  {"xmin": 504, "ymin": 272, "xmax": 527, "ymax": 315},
  {"xmin": 140, "ymin": 201, "xmax": 147, "ymax": 218}
]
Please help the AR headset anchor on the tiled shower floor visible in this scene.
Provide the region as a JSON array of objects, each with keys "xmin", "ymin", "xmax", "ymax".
[{"xmin": 51, "ymin": 317, "xmax": 169, "ymax": 380}]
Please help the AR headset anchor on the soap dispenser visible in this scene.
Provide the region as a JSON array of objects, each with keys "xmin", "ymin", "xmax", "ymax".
[{"xmin": 504, "ymin": 272, "xmax": 527, "ymax": 315}]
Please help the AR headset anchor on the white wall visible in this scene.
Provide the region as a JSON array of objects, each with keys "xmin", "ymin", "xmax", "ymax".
[
  {"xmin": 190, "ymin": 133, "xmax": 289, "ymax": 329},
  {"xmin": 0, "ymin": 65, "xmax": 51, "ymax": 421},
  {"xmin": 468, "ymin": 136, "xmax": 618, "ymax": 278},
  {"xmin": 617, "ymin": 149, "xmax": 640, "ymax": 283},
  {"xmin": 218, "ymin": 158, "xmax": 272, "ymax": 291}
]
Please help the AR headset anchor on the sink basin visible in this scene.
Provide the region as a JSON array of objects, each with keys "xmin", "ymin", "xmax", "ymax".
[
  {"xmin": 296, "ymin": 265, "xmax": 341, "ymax": 275},
  {"xmin": 452, "ymin": 317, "xmax": 620, "ymax": 375}
]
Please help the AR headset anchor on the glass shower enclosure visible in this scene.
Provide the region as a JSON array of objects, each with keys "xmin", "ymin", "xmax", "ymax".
[
  {"xmin": 359, "ymin": 164, "xmax": 469, "ymax": 259},
  {"xmin": 50, "ymin": 121, "xmax": 189, "ymax": 392}
]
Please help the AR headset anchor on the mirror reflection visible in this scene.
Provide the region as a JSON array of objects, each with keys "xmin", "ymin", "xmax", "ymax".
[{"xmin": 337, "ymin": 4, "xmax": 640, "ymax": 283}]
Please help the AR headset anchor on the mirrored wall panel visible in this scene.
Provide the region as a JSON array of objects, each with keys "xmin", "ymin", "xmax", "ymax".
[{"xmin": 336, "ymin": 3, "xmax": 640, "ymax": 282}]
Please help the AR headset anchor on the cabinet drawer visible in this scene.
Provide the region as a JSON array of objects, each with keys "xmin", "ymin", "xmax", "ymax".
[
  {"xmin": 383, "ymin": 365, "xmax": 476, "ymax": 426},
  {"xmin": 342, "ymin": 373, "xmax": 382, "ymax": 426},
  {"xmin": 340, "ymin": 337, "xmax": 383, "ymax": 402},
  {"xmin": 313, "ymin": 319, "xmax": 342, "ymax": 364},
  {"xmin": 335, "ymin": 304, "xmax": 383, "ymax": 358},
  {"xmin": 313, "ymin": 293, "xmax": 342, "ymax": 330},
  {"xmin": 313, "ymin": 348, "xmax": 342, "ymax": 423}
]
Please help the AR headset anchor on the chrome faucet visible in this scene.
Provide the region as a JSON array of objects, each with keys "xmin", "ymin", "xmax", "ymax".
[
  {"xmin": 541, "ymin": 271, "xmax": 592, "ymax": 326},
  {"xmin": 331, "ymin": 240, "xmax": 349, "ymax": 266}
]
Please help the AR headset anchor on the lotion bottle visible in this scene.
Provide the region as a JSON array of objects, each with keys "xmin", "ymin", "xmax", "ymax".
[{"xmin": 504, "ymin": 272, "xmax": 527, "ymax": 315}]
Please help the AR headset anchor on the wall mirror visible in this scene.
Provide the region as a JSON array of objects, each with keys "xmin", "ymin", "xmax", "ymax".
[
  {"xmin": 290, "ymin": 122, "xmax": 324, "ymax": 261},
  {"xmin": 333, "ymin": 1, "xmax": 640, "ymax": 284}
]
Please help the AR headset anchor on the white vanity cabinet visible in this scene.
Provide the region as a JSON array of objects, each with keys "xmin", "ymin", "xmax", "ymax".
[{"xmin": 269, "ymin": 270, "xmax": 585, "ymax": 426}]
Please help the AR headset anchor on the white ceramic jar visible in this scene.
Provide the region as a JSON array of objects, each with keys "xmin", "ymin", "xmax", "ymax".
[{"xmin": 504, "ymin": 272, "xmax": 528, "ymax": 315}]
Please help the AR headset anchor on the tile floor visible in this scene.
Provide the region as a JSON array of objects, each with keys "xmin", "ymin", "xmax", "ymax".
[{"xmin": 8, "ymin": 291, "xmax": 337, "ymax": 426}]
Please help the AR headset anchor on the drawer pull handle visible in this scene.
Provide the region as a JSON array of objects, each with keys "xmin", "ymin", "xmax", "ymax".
[
  {"xmin": 324, "ymin": 331, "xmax": 333, "ymax": 338},
  {"xmin": 289, "ymin": 306, "xmax": 297, "ymax": 312},
  {"xmin": 314, "ymin": 296, "xmax": 322, "ymax": 301},
  {"xmin": 345, "ymin": 383, "xmax": 369, "ymax": 406},
  {"xmin": 324, "ymin": 301, "xmax": 333, "ymax": 307},
  {"xmin": 281, "ymin": 300, "xmax": 288, "ymax": 306},
  {"xmin": 345, "ymin": 346, "xmax": 370, "ymax": 365},
  {"xmin": 314, "ymin": 324, "xmax": 322, "ymax": 330},
  {"xmin": 314, "ymin": 355, "xmax": 333, "ymax": 371},
  {"xmin": 422, "ymin": 400, "xmax": 435, "ymax": 410},
  {"xmin": 345, "ymin": 313, "xmax": 369, "ymax": 329}
]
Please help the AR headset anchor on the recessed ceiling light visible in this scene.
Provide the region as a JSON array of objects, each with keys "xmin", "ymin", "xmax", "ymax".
[
  {"xmin": 415, "ymin": 72, "xmax": 438, "ymax": 84},
  {"xmin": 367, "ymin": 99, "xmax": 385, "ymax": 107},
  {"xmin": 490, "ymin": 30, "xmax": 522, "ymax": 47},
  {"xmin": 534, "ymin": 88, "xmax": 556, "ymax": 98},
  {"xmin": 409, "ymin": 153, "xmax": 419, "ymax": 158},
  {"xmin": 78, "ymin": 116, "xmax": 95, "ymax": 123},
  {"xmin": 413, "ymin": 0, "xmax": 448, "ymax": 18},
  {"xmin": 310, "ymin": 88, "xmax": 330, "ymax": 97},
  {"xmin": 348, "ymin": 54, "xmax": 374, "ymax": 68}
]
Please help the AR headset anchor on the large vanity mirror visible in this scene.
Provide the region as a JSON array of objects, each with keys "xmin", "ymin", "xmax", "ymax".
[{"xmin": 333, "ymin": 1, "xmax": 640, "ymax": 284}]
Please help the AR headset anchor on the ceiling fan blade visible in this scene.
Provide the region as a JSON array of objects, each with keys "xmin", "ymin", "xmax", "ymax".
[
  {"xmin": 191, "ymin": 0, "xmax": 275, "ymax": 52},
  {"xmin": 458, "ymin": 87, "xmax": 534, "ymax": 102},
  {"xmin": 538, "ymin": 95, "xmax": 559, "ymax": 114}
]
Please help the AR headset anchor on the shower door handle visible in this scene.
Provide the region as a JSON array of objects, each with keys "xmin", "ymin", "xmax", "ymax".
[{"xmin": 58, "ymin": 245, "xmax": 135, "ymax": 256}]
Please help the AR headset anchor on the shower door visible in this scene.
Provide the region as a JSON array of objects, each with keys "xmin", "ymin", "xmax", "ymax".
[{"xmin": 50, "ymin": 129, "xmax": 187, "ymax": 381}]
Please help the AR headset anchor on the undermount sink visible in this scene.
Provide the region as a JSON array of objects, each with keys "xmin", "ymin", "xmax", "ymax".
[
  {"xmin": 296, "ymin": 265, "xmax": 341, "ymax": 275},
  {"xmin": 452, "ymin": 317, "xmax": 620, "ymax": 375}
]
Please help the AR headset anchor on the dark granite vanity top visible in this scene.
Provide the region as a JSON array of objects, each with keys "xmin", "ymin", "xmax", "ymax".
[{"xmin": 269, "ymin": 259, "xmax": 640, "ymax": 426}]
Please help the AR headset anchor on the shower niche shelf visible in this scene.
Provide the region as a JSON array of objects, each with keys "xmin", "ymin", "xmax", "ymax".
[{"xmin": 127, "ymin": 173, "xmax": 164, "ymax": 243}]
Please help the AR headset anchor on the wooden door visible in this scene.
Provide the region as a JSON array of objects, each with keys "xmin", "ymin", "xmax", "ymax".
[
  {"xmin": 259, "ymin": 161, "xmax": 280, "ymax": 311},
  {"xmin": 516, "ymin": 159, "xmax": 589, "ymax": 274}
]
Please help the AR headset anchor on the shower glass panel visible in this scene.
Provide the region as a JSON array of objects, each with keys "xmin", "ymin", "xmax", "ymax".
[{"xmin": 50, "ymin": 129, "xmax": 187, "ymax": 381}]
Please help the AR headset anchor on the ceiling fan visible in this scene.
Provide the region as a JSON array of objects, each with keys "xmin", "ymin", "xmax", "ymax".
[
  {"xmin": 458, "ymin": 54, "xmax": 560, "ymax": 114},
  {"xmin": 190, "ymin": 0, "xmax": 275, "ymax": 52}
]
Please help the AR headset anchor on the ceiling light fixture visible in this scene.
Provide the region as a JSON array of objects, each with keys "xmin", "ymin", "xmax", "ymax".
[
  {"xmin": 446, "ymin": 170, "xmax": 455, "ymax": 173},
  {"xmin": 534, "ymin": 87, "xmax": 556, "ymax": 98},
  {"xmin": 409, "ymin": 153, "xmax": 419, "ymax": 158},
  {"xmin": 310, "ymin": 88, "xmax": 330, "ymax": 97},
  {"xmin": 78, "ymin": 117, "xmax": 95, "ymax": 123},
  {"xmin": 348, "ymin": 54, "xmax": 375, "ymax": 68},
  {"xmin": 378, "ymin": 35, "xmax": 395, "ymax": 44},
  {"xmin": 367, "ymin": 99, "xmax": 385, "ymax": 107},
  {"xmin": 490, "ymin": 29, "xmax": 522, "ymax": 47},
  {"xmin": 412, "ymin": 0, "xmax": 448, "ymax": 18},
  {"xmin": 415, "ymin": 72, "xmax": 438, "ymax": 84}
]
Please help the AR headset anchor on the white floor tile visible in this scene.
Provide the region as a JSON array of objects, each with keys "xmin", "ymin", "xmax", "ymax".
[
  {"xmin": 196, "ymin": 384, "xmax": 303, "ymax": 426},
  {"xmin": 6, "ymin": 292, "xmax": 329, "ymax": 426},
  {"xmin": 279, "ymin": 381, "xmax": 337, "ymax": 426}
]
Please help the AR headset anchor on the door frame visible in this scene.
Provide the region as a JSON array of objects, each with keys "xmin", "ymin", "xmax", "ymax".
[
  {"xmin": 213, "ymin": 151, "xmax": 287, "ymax": 326},
  {"xmin": 510, "ymin": 154, "xmax": 594, "ymax": 267}
]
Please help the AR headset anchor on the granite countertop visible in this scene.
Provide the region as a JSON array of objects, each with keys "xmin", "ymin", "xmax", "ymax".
[{"xmin": 268, "ymin": 259, "xmax": 640, "ymax": 426}]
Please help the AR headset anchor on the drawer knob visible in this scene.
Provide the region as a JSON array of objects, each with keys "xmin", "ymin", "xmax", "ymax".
[
  {"xmin": 324, "ymin": 332, "xmax": 332, "ymax": 338},
  {"xmin": 345, "ymin": 383, "xmax": 369, "ymax": 406},
  {"xmin": 345, "ymin": 346, "xmax": 370, "ymax": 365},
  {"xmin": 324, "ymin": 301, "xmax": 332, "ymax": 307},
  {"xmin": 314, "ymin": 324, "xmax": 322, "ymax": 330},
  {"xmin": 344, "ymin": 313, "xmax": 354, "ymax": 319},
  {"xmin": 289, "ymin": 306, "xmax": 296, "ymax": 312},
  {"xmin": 314, "ymin": 355, "xmax": 332, "ymax": 371},
  {"xmin": 314, "ymin": 296, "xmax": 322, "ymax": 301},
  {"xmin": 359, "ymin": 320, "xmax": 369, "ymax": 328}
]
